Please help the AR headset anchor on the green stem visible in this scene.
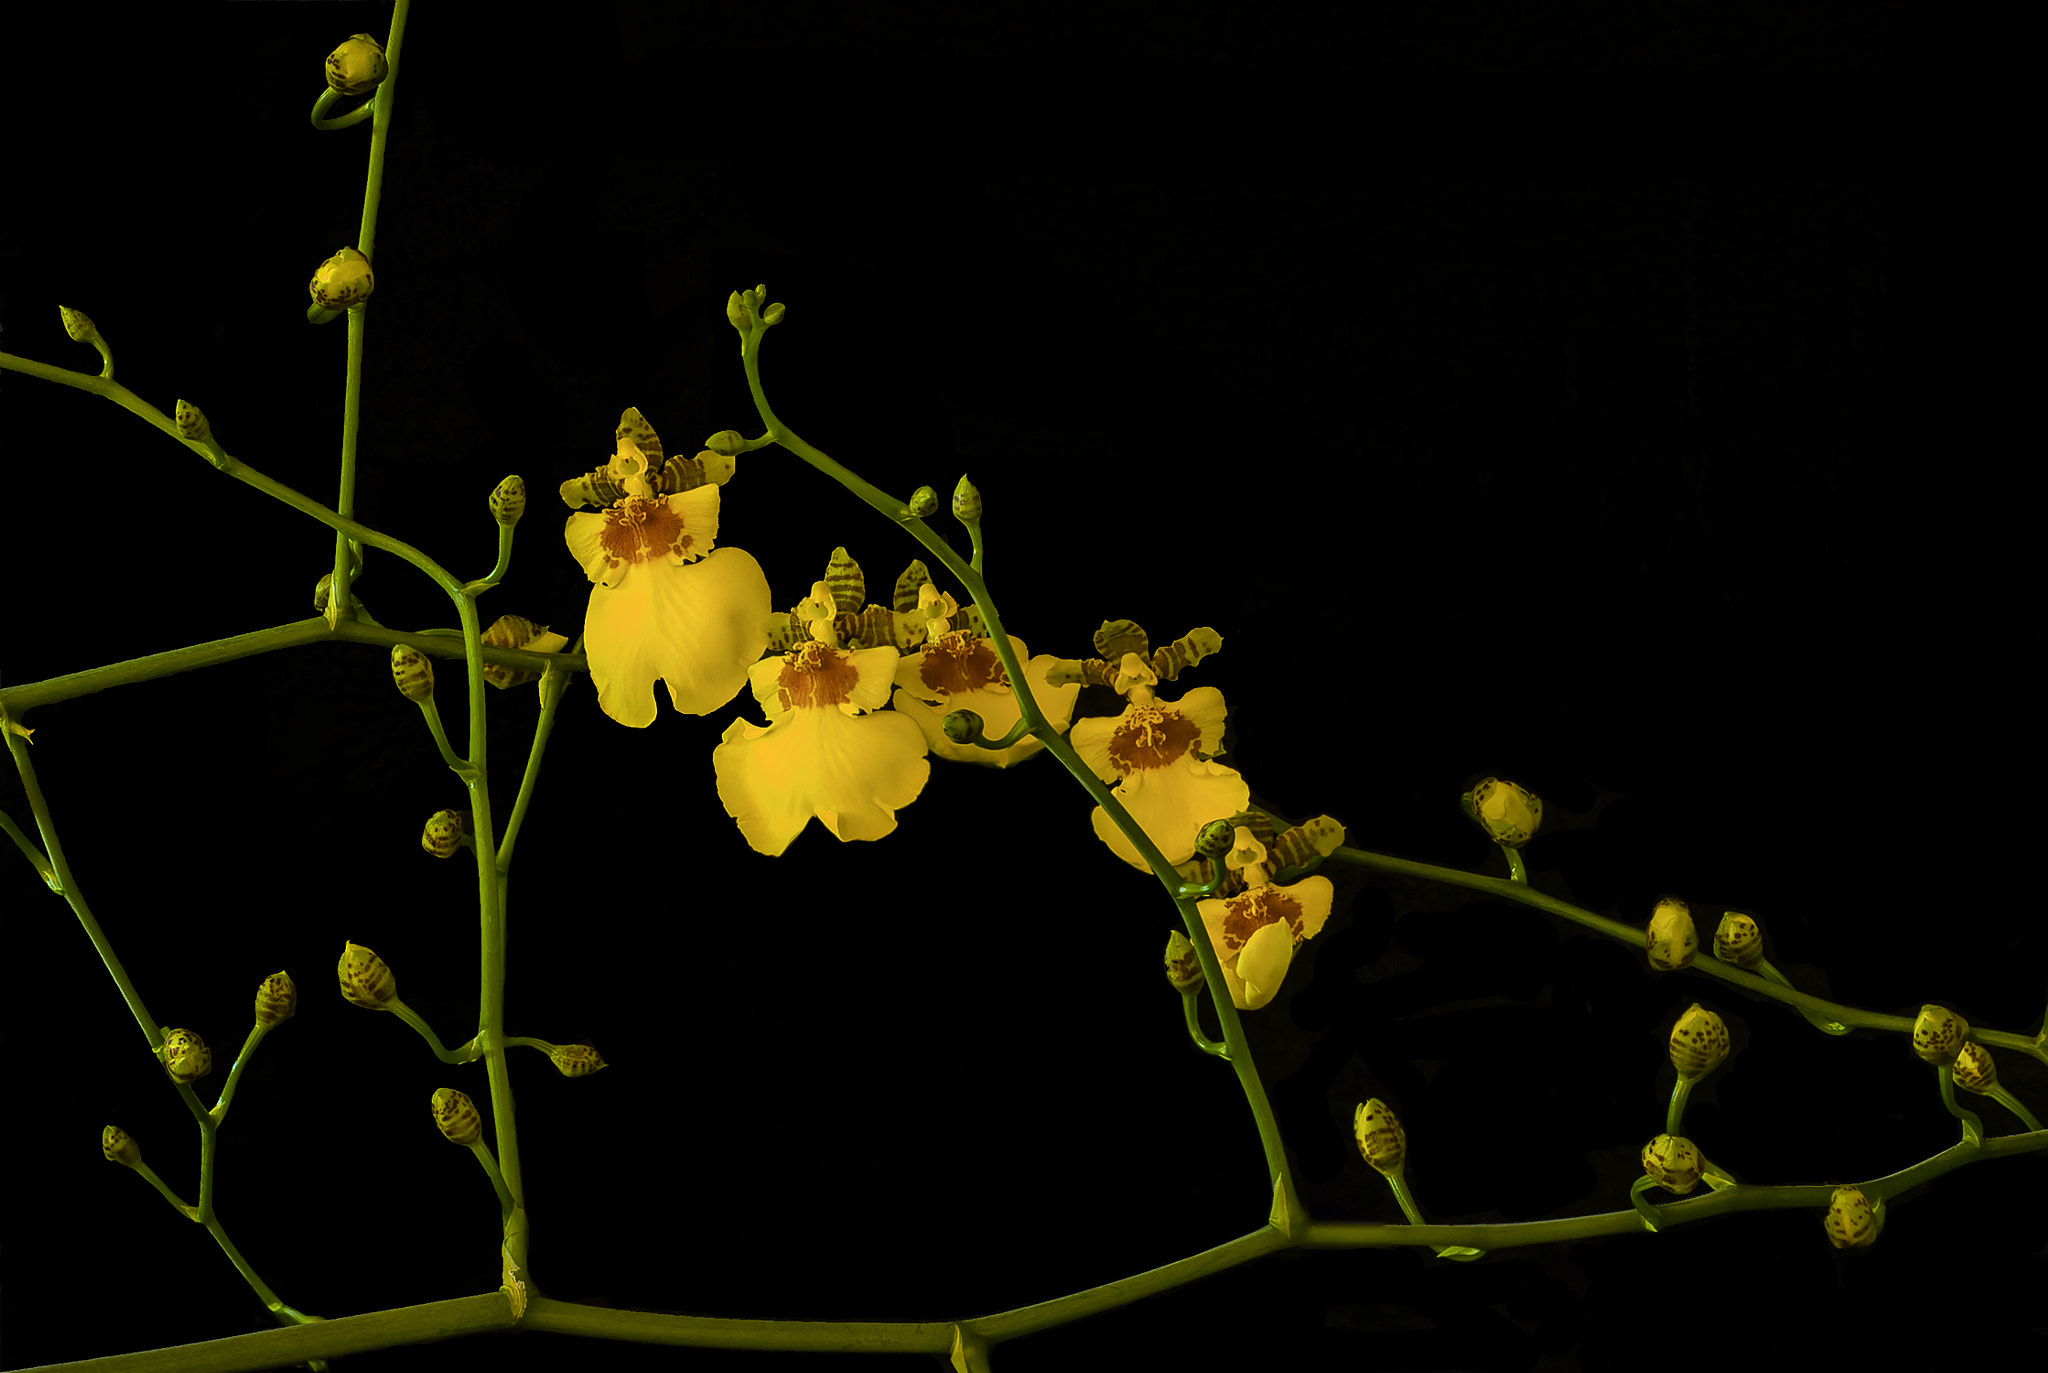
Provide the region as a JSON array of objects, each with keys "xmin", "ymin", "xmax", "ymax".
[
  {"xmin": 1936, "ymin": 1064, "xmax": 1985, "ymax": 1148},
  {"xmin": 466, "ymin": 1138, "xmax": 519, "ymax": 1222},
  {"xmin": 734, "ymin": 300, "xmax": 1300, "ymax": 1220},
  {"xmin": 1503, "ymin": 844, "xmax": 1527, "ymax": 884},
  {"xmin": 386, "ymin": 996, "xmax": 473, "ymax": 1064},
  {"xmin": 1753, "ymin": 955, "xmax": 1849, "ymax": 1034},
  {"xmin": 128, "ymin": 1160, "xmax": 199, "ymax": 1220},
  {"xmin": 1180, "ymin": 990, "xmax": 1230, "ymax": 1059},
  {"xmin": 1381, "ymin": 1165, "xmax": 1486, "ymax": 1260},
  {"xmin": 494, "ymin": 661, "xmax": 574, "ymax": 874},
  {"xmin": 209, "ymin": 1023, "xmax": 273, "ymax": 1124},
  {"xmin": 0, "ymin": 806, "xmax": 59, "ymax": 890},
  {"xmin": 1666, "ymin": 1073, "xmax": 1696, "ymax": 1137}
]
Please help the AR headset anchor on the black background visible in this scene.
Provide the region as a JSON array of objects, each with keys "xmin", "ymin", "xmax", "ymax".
[{"xmin": 4, "ymin": 5, "xmax": 2039, "ymax": 1372}]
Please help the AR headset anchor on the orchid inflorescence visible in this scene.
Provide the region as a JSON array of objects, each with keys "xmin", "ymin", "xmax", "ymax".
[{"xmin": 3, "ymin": 9, "xmax": 2043, "ymax": 1371}]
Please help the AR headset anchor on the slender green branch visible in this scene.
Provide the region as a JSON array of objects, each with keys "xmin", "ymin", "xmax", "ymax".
[
  {"xmin": 208, "ymin": 1024, "xmax": 273, "ymax": 1124},
  {"xmin": 385, "ymin": 996, "xmax": 474, "ymax": 1064}
]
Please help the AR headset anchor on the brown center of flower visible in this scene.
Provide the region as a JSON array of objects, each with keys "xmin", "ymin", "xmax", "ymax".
[
  {"xmin": 918, "ymin": 632, "xmax": 1008, "ymax": 696},
  {"xmin": 776, "ymin": 641, "xmax": 862, "ymax": 710},
  {"xmin": 1104, "ymin": 705, "xmax": 1200, "ymax": 774},
  {"xmin": 598, "ymin": 495, "xmax": 692, "ymax": 569},
  {"xmin": 1216, "ymin": 888, "xmax": 1304, "ymax": 954}
]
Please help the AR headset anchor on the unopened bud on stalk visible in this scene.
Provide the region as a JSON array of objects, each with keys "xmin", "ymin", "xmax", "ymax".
[
  {"xmin": 175, "ymin": 399, "xmax": 212, "ymax": 441},
  {"xmin": 431, "ymin": 1088, "xmax": 482, "ymax": 1145},
  {"xmin": 1639, "ymin": 1134, "xmax": 1701, "ymax": 1194},
  {"xmin": 421, "ymin": 810, "xmax": 466, "ymax": 858},
  {"xmin": 1195, "ymin": 819, "xmax": 1238, "ymax": 858},
  {"xmin": 1468, "ymin": 777, "xmax": 1542, "ymax": 847},
  {"xmin": 1163, "ymin": 930, "xmax": 1203, "ymax": 991},
  {"xmin": 59, "ymin": 305, "xmax": 99, "ymax": 343},
  {"xmin": 903, "ymin": 486, "xmax": 939, "ymax": 518},
  {"xmin": 254, "ymin": 971, "xmax": 297, "ymax": 1028},
  {"xmin": 705, "ymin": 430, "xmax": 745, "ymax": 457},
  {"xmin": 549, "ymin": 1044, "xmax": 608, "ymax": 1077},
  {"xmin": 1911, "ymin": 1004, "xmax": 1968, "ymax": 1065},
  {"xmin": 1824, "ymin": 1185, "xmax": 1879, "ymax": 1248},
  {"xmin": 1668, "ymin": 1004, "xmax": 1729, "ymax": 1079},
  {"xmin": 338, "ymin": 941, "xmax": 396, "ymax": 1009},
  {"xmin": 391, "ymin": 644, "xmax": 435, "ymax": 702},
  {"xmin": 490, "ymin": 475, "xmax": 526, "ymax": 527},
  {"xmin": 1713, "ymin": 912, "xmax": 1762, "ymax": 967},
  {"xmin": 160, "ymin": 1029, "xmax": 212, "ymax": 1085},
  {"xmin": 761, "ymin": 301, "xmax": 785, "ymax": 325},
  {"xmin": 325, "ymin": 33, "xmax": 389, "ymax": 97},
  {"xmin": 310, "ymin": 247, "xmax": 375, "ymax": 311},
  {"xmin": 1951, "ymin": 1041, "xmax": 1998, "ymax": 1093},
  {"xmin": 952, "ymin": 475, "xmax": 983, "ymax": 522},
  {"xmin": 103, "ymin": 1125, "xmax": 142, "ymax": 1166},
  {"xmin": 1645, "ymin": 896, "xmax": 1696, "ymax": 971},
  {"xmin": 1353, "ymin": 1099, "xmax": 1407, "ymax": 1177},
  {"xmin": 941, "ymin": 710, "xmax": 983, "ymax": 745}
]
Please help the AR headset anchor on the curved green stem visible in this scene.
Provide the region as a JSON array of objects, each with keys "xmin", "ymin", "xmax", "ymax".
[
  {"xmin": 1503, "ymin": 844, "xmax": 1527, "ymax": 884},
  {"xmin": 209, "ymin": 1023, "xmax": 273, "ymax": 1124},
  {"xmin": 733, "ymin": 296, "xmax": 1300, "ymax": 1220},
  {"xmin": 385, "ymin": 996, "xmax": 473, "ymax": 1064},
  {"xmin": 1180, "ymin": 990, "xmax": 1230, "ymax": 1059},
  {"xmin": 415, "ymin": 693, "xmax": 467, "ymax": 771},
  {"xmin": 1936, "ymin": 1064, "xmax": 1985, "ymax": 1148},
  {"xmin": 466, "ymin": 1138, "xmax": 519, "ymax": 1223},
  {"xmin": 1666, "ymin": 1073, "xmax": 1697, "ymax": 1137}
]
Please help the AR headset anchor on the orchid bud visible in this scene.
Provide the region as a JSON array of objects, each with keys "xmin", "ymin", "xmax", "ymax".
[
  {"xmin": 1469, "ymin": 777, "xmax": 1542, "ymax": 847},
  {"xmin": 1713, "ymin": 912, "xmax": 1762, "ymax": 967},
  {"xmin": 549, "ymin": 1044, "xmax": 608, "ymax": 1078},
  {"xmin": 1911, "ymin": 1004, "xmax": 1968, "ymax": 1065},
  {"xmin": 391, "ymin": 644, "xmax": 435, "ymax": 702},
  {"xmin": 1668, "ymin": 1003, "xmax": 1729, "ymax": 1079},
  {"xmin": 59, "ymin": 305, "xmax": 99, "ymax": 343},
  {"xmin": 175, "ymin": 399, "xmax": 212, "ymax": 441},
  {"xmin": 761, "ymin": 301, "xmax": 786, "ymax": 325},
  {"xmin": 310, "ymin": 246, "xmax": 375, "ymax": 311},
  {"xmin": 705, "ymin": 429, "xmax": 746, "ymax": 457},
  {"xmin": 942, "ymin": 710, "xmax": 983, "ymax": 745},
  {"xmin": 422, "ymin": 810, "xmax": 466, "ymax": 858},
  {"xmin": 325, "ymin": 33, "xmax": 389, "ymax": 97},
  {"xmin": 1353, "ymin": 1099, "xmax": 1407, "ymax": 1177},
  {"xmin": 102, "ymin": 1125, "xmax": 141, "ymax": 1167},
  {"xmin": 431, "ymin": 1088, "xmax": 482, "ymax": 1146},
  {"xmin": 160, "ymin": 1029, "xmax": 212, "ymax": 1085},
  {"xmin": 952, "ymin": 475, "xmax": 983, "ymax": 522},
  {"xmin": 338, "ymin": 941, "xmax": 396, "ymax": 1009},
  {"xmin": 904, "ymin": 486, "xmax": 939, "ymax": 518},
  {"xmin": 1645, "ymin": 896, "xmax": 1696, "ymax": 971},
  {"xmin": 1951, "ymin": 1041, "xmax": 1998, "ymax": 1094},
  {"xmin": 1195, "ymin": 818, "xmax": 1238, "ymax": 857},
  {"xmin": 1824, "ymin": 1185, "xmax": 1879, "ymax": 1248},
  {"xmin": 490, "ymin": 475, "xmax": 527, "ymax": 527},
  {"xmin": 725, "ymin": 291, "xmax": 750, "ymax": 334},
  {"xmin": 254, "ymin": 971, "xmax": 298, "ymax": 1028},
  {"xmin": 1639, "ymin": 1134, "xmax": 1701, "ymax": 1194},
  {"xmin": 1163, "ymin": 930, "xmax": 1203, "ymax": 991}
]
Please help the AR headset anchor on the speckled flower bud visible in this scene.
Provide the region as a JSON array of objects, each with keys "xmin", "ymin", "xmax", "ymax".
[
  {"xmin": 942, "ymin": 709, "xmax": 984, "ymax": 744},
  {"xmin": 549, "ymin": 1044, "xmax": 608, "ymax": 1078},
  {"xmin": 338, "ymin": 941, "xmax": 396, "ymax": 1009},
  {"xmin": 1469, "ymin": 777, "xmax": 1542, "ymax": 847},
  {"xmin": 1164, "ymin": 930, "xmax": 1204, "ymax": 991},
  {"xmin": 391, "ymin": 644, "xmax": 435, "ymax": 702},
  {"xmin": 1824, "ymin": 1185, "xmax": 1878, "ymax": 1248},
  {"xmin": 325, "ymin": 33, "xmax": 389, "ymax": 97},
  {"xmin": 421, "ymin": 809, "xmax": 466, "ymax": 858},
  {"xmin": 904, "ymin": 486, "xmax": 939, "ymax": 518},
  {"xmin": 175, "ymin": 399, "xmax": 212, "ymax": 441},
  {"xmin": 1195, "ymin": 818, "xmax": 1239, "ymax": 858},
  {"xmin": 725, "ymin": 290, "xmax": 750, "ymax": 333},
  {"xmin": 431, "ymin": 1087, "xmax": 482, "ymax": 1145},
  {"xmin": 1645, "ymin": 896, "xmax": 1696, "ymax": 971},
  {"xmin": 310, "ymin": 246, "xmax": 375, "ymax": 311},
  {"xmin": 1713, "ymin": 912, "xmax": 1762, "ymax": 967},
  {"xmin": 59, "ymin": 305, "xmax": 99, "ymax": 343},
  {"xmin": 952, "ymin": 475, "xmax": 983, "ymax": 522},
  {"xmin": 1911, "ymin": 1004, "xmax": 1968, "ymax": 1065},
  {"xmin": 1669, "ymin": 1003, "xmax": 1730, "ymax": 1079},
  {"xmin": 1640, "ymin": 1134, "xmax": 1701, "ymax": 1194},
  {"xmin": 103, "ymin": 1125, "xmax": 141, "ymax": 1167},
  {"xmin": 1353, "ymin": 1099, "xmax": 1407, "ymax": 1177},
  {"xmin": 490, "ymin": 475, "xmax": 526, "ymax": 527},
  {"xmin": 254, "ymin": 971, "xmax": 297, "ymax": 1028},
  {"xmin": 160, "ymin": 1029, "xmax": 212, "ymax": 1085},
  {"xmin": 1951, "ymin": 1041, "xmax": 1998, "ymax": 1094},
  {"xmin": 705, "ymin": 429, "xmax": 746, "ymax": 457}
]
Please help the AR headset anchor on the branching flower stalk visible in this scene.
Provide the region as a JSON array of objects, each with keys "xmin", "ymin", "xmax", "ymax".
[{"xmin": 3, "ymin": 7, "xmax": 2046, "ymax": 1371}]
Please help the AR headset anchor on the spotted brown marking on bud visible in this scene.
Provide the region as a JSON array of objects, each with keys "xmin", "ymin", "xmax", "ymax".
[
  {"xmin": 490, "ymin": 475, "xmax": 527, "ymax": 526},
  {"xmin": 1640, "ymin": 1134, "xmax": 1701, "ymax": 1194},
  {"xmin": 1353, "ymin": 1099, "xmax": 1407, "ymax": 1176},
  {"xmin": 1163, "ymin": 930, "xmax": 1203, "ymax": 991},
  {"xmin": 391, "ymin": 644, "xmax": 435, "ymax": 701},
  {"xmin": 103, "ymin": 1124, "xmax": 141, "ymax": 1166},
  {"xmin": 1824, "ymin": 1185, "xmax": 1877, "ymax": 1248},
  {"xmin": 1911, "ymin": 1004, "xmax": 1968, "ymax": 1064},
  {"xmin": 254, "ymin": 971, "xmax": 297, "ymax": 1028},
  {"xmin": 549, "ymin": 1044, "xmax": 608, "ymax": 1078},
  {"xmin": 431, "ymin": 1088, "xmax": 482, "ymax": 1145},
  {"xmin": 1713, "ymin": 912, "xmax": 1762, "ymax": 967},
  {"xmin": 1668, "ymin": 1003, "xmax": 1730, "ymax": 1079},
  {"xmin": 1952, "ymin": 1041, "xmax": 1998, "ymax": 1093},
  {"xmin": 481, "ymin": 615, "xmax": 560, "ymax": 689},
  {"xmin": 160, "ymin": 1029, "xmax": 212, "ymax": 1084},
  {"xmin": 1093, "ymin": 619, "xmax": 1150, "ymax": 661},
  {"xmin": 338, "ymin": 941, "xmax": 396, "ymax": 1009},
  {"xmin": 1645, "ymin": 897, "xmax": 1696, "ymax": 971},
  {"xmin": 422, "ymin": 809, "xmax": 466, "ymax": 858}
]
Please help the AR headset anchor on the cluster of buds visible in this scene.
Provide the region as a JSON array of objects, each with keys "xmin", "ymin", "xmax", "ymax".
[{"xmin": 1910, "ymin": 1004, "xmax": 1969, "ymax": 1066}]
